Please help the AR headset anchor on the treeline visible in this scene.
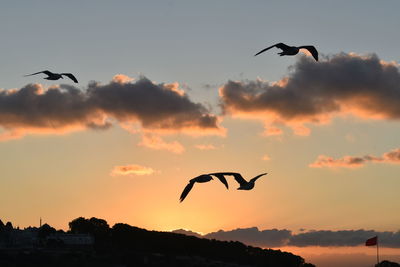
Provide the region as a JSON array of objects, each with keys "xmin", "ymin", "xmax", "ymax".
[{"xmin": 1, "ymin": 217, "xmax": 316, "ymax": 267}]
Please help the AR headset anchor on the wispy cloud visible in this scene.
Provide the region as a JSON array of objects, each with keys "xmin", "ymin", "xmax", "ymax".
[
  {"xmin": 138, "ymin": 133, "xmax": 185, "ymax": 154},
  {"xmin": 110, "ymin": 164, "xmax": 156, "ymax": 176},
  {"xmin": 309, "ymin": 155, "xmax": 376, "ymax": 169},
  {"xmin": 309, "ymin": 148, "xmax": 400, "ymax": 169},
  {"xmin": 220, "ymin": 53, "xmax": 400, "ymax": 136},
  {"xmin": 0, "ymin": 75, "xmax": 223, "ymax": 140},
  {"xmin": 263, "ymin": 126, "xmax": 283, "ymax": 136}
]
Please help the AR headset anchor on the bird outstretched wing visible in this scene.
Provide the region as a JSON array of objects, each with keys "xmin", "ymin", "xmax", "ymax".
[
  {"xmin": 254, "ymin": 42, "xmax": 290, "ymax": 56},
  {"xmin": 275, "ymin": 43, "xmax": 291, "ymax": 50},
  {"xmin": 24, "ymin": 70, "xmax": 53, "ymax": 77},
  {"xmin": 180, "ymin": 181, "xmax": 195, "ymax": 202},
  {"xmin": 249, "ymin": 173, "xmax": 268, "ymax": 183},
  {"xmin": 210, "ymin": 173, "xmax": 229, "ymax": 189},
  {"xmin": 299, "ymin": 46, "xmax": 318, "ymax": 61},
  {"xmin": 223, "ymin": 172, "xmax": 248, "ymax": 186},
  {"xmin": 61, "ymin": 73, "xmax": 78, "ymax": 83}
]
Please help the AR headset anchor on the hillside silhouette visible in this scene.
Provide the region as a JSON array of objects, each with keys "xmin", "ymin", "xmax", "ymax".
[{"xmin": 0, "ymin": 217, "xmax": 315, "ymax": 267}]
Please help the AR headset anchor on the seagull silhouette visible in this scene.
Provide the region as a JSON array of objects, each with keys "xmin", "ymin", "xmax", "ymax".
[
  {"xmin": 254, "ymin": 43, "xmax": 318, "ymax": 61},
  {"xmin": 25, "ymin": 70, "xmax": 78, "ymax": 83},
  {"xmin": 179, "ymin": 173, "xmax": 229, "ymax": 202},
  {"xmin": 218, "ymin": 172, "xmax": 268, "ymax": 190}
]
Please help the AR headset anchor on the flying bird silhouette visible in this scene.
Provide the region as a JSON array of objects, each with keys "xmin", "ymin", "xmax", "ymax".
[
  {"xmin": 218, "ymin": 172, "xmax": 268, "ymax": 190},
  {"xmin": 254, "ymin": 43, "xmax": 318, "ymax": 61},
  {"xmin": 179, "ymin": 173, "xmax": 229, "ymax": 202},
  {"xmin": 25, "ymin": 70, "xmax": 78, "ymax": 83}
]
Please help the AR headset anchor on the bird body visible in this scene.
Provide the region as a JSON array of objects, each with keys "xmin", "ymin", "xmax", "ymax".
[
  {"xmin": 213, "ymin": 172, "xmax": 267, "ymax": 190},
  {"xmin": 255, "ymin": 42, "xmax": 318, "ymax": 61},
  {"xmin": 25, "ymin": 70, "xmax": 78, "ymax": 83},
  {"xmin": 236, "ymin": 173, "xmax": 267, "ymax": 190}
]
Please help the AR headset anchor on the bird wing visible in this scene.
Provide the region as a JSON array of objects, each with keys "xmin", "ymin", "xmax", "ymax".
[
  {"xmin": 254, "ymin": 42, "xmax": 290, "ymax": 56},
  {"xmin": 250, "ymin": 173, "xmax": 268, "ymax": 183},
  {"xmin": 275, "ymin": 43, "xmax": 291, "ymax": 50},
  {"xmin": 61, "ymin": 73, "xmax": 78, "ymax": 83},
  {"xmin": 298, "ymin": 46, "xmax": 318, "ymax": 61},
  {"xmin": 190, "ymin": 174, "xmax": 213, "ymax": 183},
  {"xmin": 210, "ymin": 173, "xmax": 229, "ymax": 189},
  {"xmin": 180, "ymin": 181, "xmax": 195, "ymax": 202},
  {"xmin": 222, "ymin": 172, "xmax": 248, "ymax": 186},
  {"xmin": 24, "ymin": 70, "xmax": 52, "ymax": 77}
]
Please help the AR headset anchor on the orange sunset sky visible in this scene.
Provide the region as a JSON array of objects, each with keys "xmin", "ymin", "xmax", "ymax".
[{"xmin": 1, "ymin": 1, "xmax": 400, "ymax": 266}]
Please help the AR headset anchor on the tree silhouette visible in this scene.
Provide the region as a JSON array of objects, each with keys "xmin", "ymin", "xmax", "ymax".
[
  {"xmin": 69, "ymin": 217, "xmax": 109, "ymax": 234},
  {"xmin": 69, "ymin": 217, "xmax": 110, "ymax": 248},
  {"xmin": 5, "ymin": 221, "xmax": 13, "ymax": 231},
  {"xmin": 38, "ymin": 223, "xmax": 57, "ymax": 238}
]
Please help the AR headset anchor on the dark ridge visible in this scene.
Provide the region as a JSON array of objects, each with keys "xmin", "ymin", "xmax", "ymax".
[{"xmin": 0, "ymin": 217, "xmax": 315, "ymax": 266}]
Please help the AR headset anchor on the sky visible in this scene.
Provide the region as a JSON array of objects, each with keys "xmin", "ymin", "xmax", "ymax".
[{"xmin": 1, "ymin": 1, "xmax": 400, "ymax": 266}]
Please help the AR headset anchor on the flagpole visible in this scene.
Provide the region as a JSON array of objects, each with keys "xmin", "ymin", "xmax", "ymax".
[{"xmin": 376, "ymin": 236, "xmax": 379, "ymax": 266}]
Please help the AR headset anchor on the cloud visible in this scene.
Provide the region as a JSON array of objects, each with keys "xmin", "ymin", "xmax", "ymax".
[
  {"xmin": 219, "ymin": 53, "xmax": 400, "ymax": 136},
  {"xmin": 0, "ymin": 75, "xmax": 223, "ymax": 140},
  {"xmin": 309, "ymin": 148, "xmax": 400, "ymax": 169},
  {"xmin": 112, "ymin": 74, "xmax": 135, "ymax": 84},
  {"xmin": 204, "ymin": 227, "xmax": 291, "ymax": 248},
  {"xmin": 288, "ymin": 230, "xmax": 400, "ymax": 248},
  {"xmin": 172, "ymin": 229, "xmax": 203, "ymax": 238},
  {"xmin": 138, "ymin": 133, "xmax": 185, "ymax": 154},
  {"xmin": 309, "ymin": 155, "xmax": 374, "ymax": 169},
  {"xmin": 178, "ymin": 227, "xmax": 400, "ymax": 248},
  {"xmin": 262, "ymin": 154, "xmax": 271, "ymax": 161},
  {"xmin": 264, "ymin": 126, "xmax": 283, "ymax": 136},
  {"xmin": 110, "ymin": 164, "xmax": 156, "ymax": 176},
  {"xmin": 382, "ymin": 148, "xmax": 400, "ymax": 163}
]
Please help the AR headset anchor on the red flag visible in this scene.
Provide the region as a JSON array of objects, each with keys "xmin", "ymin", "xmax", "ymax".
[{"xmin": 365, "ymin": 236, "xmax": 378, "ymax": 246}]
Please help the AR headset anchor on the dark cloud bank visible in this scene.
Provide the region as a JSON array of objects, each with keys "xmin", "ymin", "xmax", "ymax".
[
  {"xmin": 2, "ymin": 53, "xmax": 400, "ymax": 139},
  {"xmin": 220, "ymin": 53, "xmax": 400, "ymax": 135},
  {"xmin": 0, "ymin": 75, "xmax": 221, "ymax": 139},
  {"xmin": 174, "ymin": 227, "xmax": 400, "ymax": 248}
]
